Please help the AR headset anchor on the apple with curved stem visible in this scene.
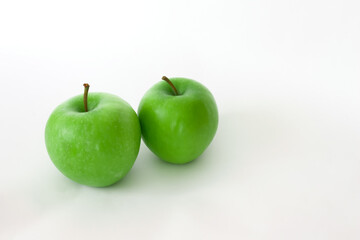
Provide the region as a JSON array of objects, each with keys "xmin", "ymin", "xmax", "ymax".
[
  {"xmin": 138, "ymin": 76, "xmax": 218, "ymax": 164},
  {"xmin": 45, "ymin": 84, "xmax": 141, "ymax": 187}
]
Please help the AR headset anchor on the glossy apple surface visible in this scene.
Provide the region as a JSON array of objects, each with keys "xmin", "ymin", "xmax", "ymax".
[
  {"xmin": 138, "ymin": 77, "xmax": 218, "ymax": 164},
  {"xmin": 45, "ymin": 92, "xmax": 141, "ymax": 187}
]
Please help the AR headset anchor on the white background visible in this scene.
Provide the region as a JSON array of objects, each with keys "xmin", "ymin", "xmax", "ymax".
[{"xmin": 1, "ymin": 0, "xmax": 360, "ymax": 239}]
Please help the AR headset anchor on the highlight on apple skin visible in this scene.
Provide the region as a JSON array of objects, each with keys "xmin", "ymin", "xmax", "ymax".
[
  {"xmin": 138, "ymin": 77, "xmax": 218, "ymax": 164},
  {"xmin": 45, "ymin": 84, "xmax": 141, "ymax": 187}
]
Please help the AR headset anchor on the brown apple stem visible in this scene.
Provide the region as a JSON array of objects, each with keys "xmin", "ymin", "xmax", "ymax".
[
  {"xmin": 162, "ymin": 76, "xmax": 179, "ymax": 96},
  {"xmin": 83, "ymin": 83, "xmax": 90, "ymax": 112}
]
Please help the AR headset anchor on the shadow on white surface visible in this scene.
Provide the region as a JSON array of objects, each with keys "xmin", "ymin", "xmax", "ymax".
[{"xmin": 104, "ymin": 110, "xmax": 242, "ymax": 194}]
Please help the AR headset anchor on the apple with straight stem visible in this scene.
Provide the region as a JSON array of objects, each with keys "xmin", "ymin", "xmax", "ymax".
[
  {"xmin": 138, "ymin": 76, "xmax": 218, "ymax": 164},
  {"xmin": 45, "ymin": 84, "xmax": 141, "ymax": 187}
]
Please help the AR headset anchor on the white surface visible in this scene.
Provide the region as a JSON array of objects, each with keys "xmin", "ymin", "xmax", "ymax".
[{"xmin": 1, "ymin": 0, "xmax": 360, "ymax": 239}]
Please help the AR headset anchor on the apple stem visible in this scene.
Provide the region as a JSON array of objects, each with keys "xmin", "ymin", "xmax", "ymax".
[
  {"xmin": 83, "ymin": 83, "xmax": 90, "ymax": 112},
  {"xmin": 162, "ymin": 76, "xmax": 179, "ymax": 96}
]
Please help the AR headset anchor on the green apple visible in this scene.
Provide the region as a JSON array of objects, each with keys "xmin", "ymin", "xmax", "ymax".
[
  {"xmin": 138, "ymin": 77, "xmax": 218, "ymax": 164},
  {"xmin": 45, "ymin": 84, "xmax": 141, "ymax": 187}
]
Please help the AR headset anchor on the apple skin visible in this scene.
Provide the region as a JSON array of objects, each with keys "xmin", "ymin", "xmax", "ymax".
[
  {"xmin": 138, "ymin": 78, "xmax": 218, "ymax": 164},
  {"xmin": 45, "ymin": 92, "xmax": 141, "ymax": 187}
]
